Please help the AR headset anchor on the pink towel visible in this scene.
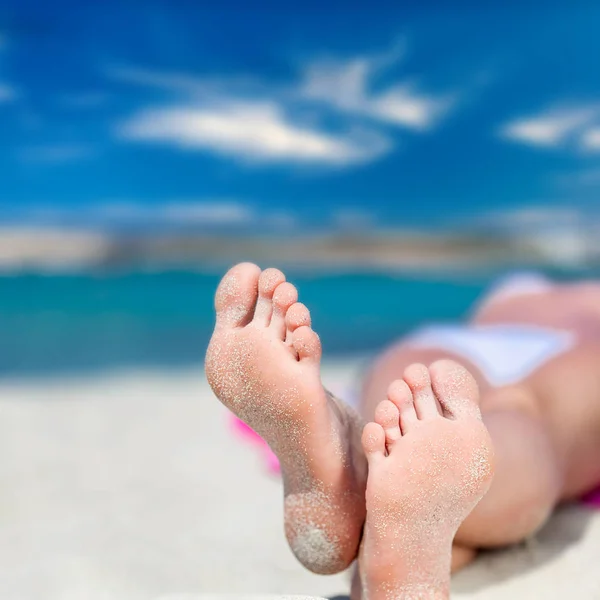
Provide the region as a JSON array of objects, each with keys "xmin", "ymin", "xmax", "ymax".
[
  {"xmin": 230, "ymin": 415, "xmax": 280, "ymax": 474},
  {"xmin": 581, "ymin": 487, "xmax": 600, "ymax": 508}
]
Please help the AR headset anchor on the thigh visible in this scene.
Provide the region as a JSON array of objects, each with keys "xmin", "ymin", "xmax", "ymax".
[
  {"xmin": 358, "ymin": 342, "xmax": 489, "ymax": 421},
  {"xmin": 527, "ymin": 344, "xmax": 600, "ymax": 498}
]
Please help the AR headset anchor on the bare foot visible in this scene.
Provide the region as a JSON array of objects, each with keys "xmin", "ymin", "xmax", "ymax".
[
  {"xmin": 358, "ymin": 360, "xmax": 494, "ymax": 600},
  {"xmin": 205, "ymin": 263, "xmax": 366, "ymax": 574}
]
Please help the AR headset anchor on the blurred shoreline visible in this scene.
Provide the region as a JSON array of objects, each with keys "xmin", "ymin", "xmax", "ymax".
[{"xmin": 0, "ymin": 224, "xmax": 596, "ymax": 274}]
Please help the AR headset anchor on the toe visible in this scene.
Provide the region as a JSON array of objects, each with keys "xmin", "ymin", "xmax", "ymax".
[
  {"xmin": 404, "ymin": 363, "xmax": 442, "ymax": 420},
  {"xmin": 285, "ymin": 302, "xmax": 311, "ymax": 341},
  {"xmin": 429, "ymin": 359, "xmax": 481, "ymax": 420},
  {"xmin": 362, "ymin": 422, "xmax": 386, "ymax": 461},
  {"xmin": 387, "ymin": 379, "xmax": 417, "ymax": 434},
  {"xmin": 374, "ymin": 400, "xmax": 401, "ymax": 452},
  {"xmin": 271, "ymin": 282, "xmax": 299, "ymax": 338},
  {"xmin": 254, "ymin": 268, "xmax": 286, "ymax": 326},
  {"xmin": 214, "ymin": 262, "xmax": 261, "ymax": 327},
  {"xmin": 292, "ymin": 326, "xmax": 322, "ymax": 363}
]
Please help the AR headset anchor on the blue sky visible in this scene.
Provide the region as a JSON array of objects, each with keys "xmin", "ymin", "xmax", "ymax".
[{"xmin": 1, "ymin": 0, "xmax": 600, "ymax": 233}]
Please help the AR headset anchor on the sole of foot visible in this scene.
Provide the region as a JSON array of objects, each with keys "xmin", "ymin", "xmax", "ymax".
[
  {"xmin": 358, "ymin": 360, "xmax": 494, "ymax": 600},
  {"xmin": 205, "ymin": 263, "xmax": 365, "ymax": 574}
]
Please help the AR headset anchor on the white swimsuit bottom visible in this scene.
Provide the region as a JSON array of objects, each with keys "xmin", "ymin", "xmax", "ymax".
[
  {"xmin": 338, "ymin": 272, "xmax": 575, "ymax": 406},
  {"xmin": 405, "ymin": 323, "xmax": 576, "ymax": 387}
]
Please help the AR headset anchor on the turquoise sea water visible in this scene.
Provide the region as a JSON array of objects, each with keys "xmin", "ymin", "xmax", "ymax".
[{"xmin": 0, "ymin": 269, "xmax": 585, "ymax": 377}]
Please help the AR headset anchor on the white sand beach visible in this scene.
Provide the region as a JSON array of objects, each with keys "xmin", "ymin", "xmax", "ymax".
[{"xmin": 1, "ymin": 362, "xmax": 599, "ymax": 600}]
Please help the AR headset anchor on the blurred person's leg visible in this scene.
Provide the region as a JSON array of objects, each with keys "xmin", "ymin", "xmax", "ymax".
[
  {"xmin": 359, "ymin": 338, "xmax": 600, "ymax": 570},
  {"xmin": 205, "ymin": 263, "xmax": 368, "ymax": 574},
  {"xmin": 452, "ymin": 385, "xmax": 561, "ymax": 549}
]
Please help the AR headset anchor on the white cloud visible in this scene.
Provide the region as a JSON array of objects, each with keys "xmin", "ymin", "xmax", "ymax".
[
  {"xmin": 117, "ymin": 102, "xmax": 389, "ymax": 166},
  {"xmin": 300, "ymin": 49, "xmax": 453, "ymax": 130},
  {"xmin": 15, "ymin": 201, "xmax": 303, "ymax": 232},
  {"xmin": 109, "ymin": 42, "xmax": 458, "ymax": 168},
  {"xmin": 332, "ymin": 208, "xmax": 377, "ymax": 229},
  {"xmin": 17, "ymin": 200, "xmax": 255, "ymax": 228},
  {"xmin": 554, "ymin": 167, "xmax": 600, "ymax": 188},
  {"xmin": 108, "ymin": 65, "xmax": 262, "ymax": 100},
  {"xmin": 91, "ymin": 201, "xmax": 254, "ymax": 226},
  {"xmin": 369, "ymin": 86, "xmax": 450, "ymax": 129},
  {"xmin": 0, "ymin": 35, "xmax": 16, "ymax": 103},
  {"xmin": 500, "ymin": 106, "xmax": 600, "ymax": 148},
  {"xmin": 574, "ymin": 168, "xmax": 600, "ymax": 185},
  {"xmin": 482, "ymin": 206, "xmax": 585, "ymax": 228},
  {"xmin": 161, "ymin": 202, "xmax": 253, "ymax": 224},
  {"xmin": 0, "ymin": 83, "xmax": 16, "ymax": 103},
  {"xmin": 264, "ymin": 210, "xmax": 297, "ymax": 229},
  {"xmin": 580, "ymin": 127, "xmax": 600, "ymax": 151},
  {"xmin": 19, "ymin": 144, "xmax": 96, "ymax": 163}
]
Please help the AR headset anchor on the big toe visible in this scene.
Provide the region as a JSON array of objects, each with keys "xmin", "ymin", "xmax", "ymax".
[
  {"xmin": 374, "ymin": 400, "xmax": 401, "ymax": 451},
  {"xmin": 215, "ymin": 263, "xmax": 261, "ymax": 327},
  {"xmin": 429, "ymin": 359, "xmax": 481, "ymax": 420},
  {"xmin": 362, "ymin": 422, "xmax": 386, "ymax": 462}
]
